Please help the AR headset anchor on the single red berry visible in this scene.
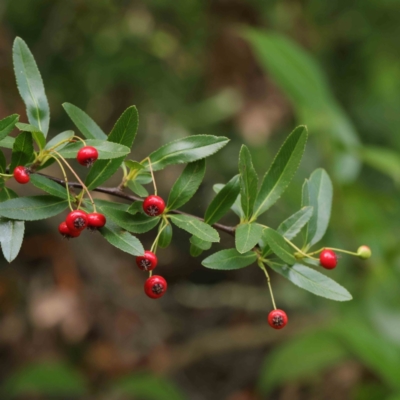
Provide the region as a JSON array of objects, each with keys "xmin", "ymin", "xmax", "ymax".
[
  {"xmin": 144, "ymin": 275, "xmax": 167, "ymax": 299},
  {"xmin": 319, "ymin": 249, "xmax": 337, "ymax": 269},
  {"xmin": 142, "ymin": 195, "xmax": 165, "ymax": 217},
  {"xmin": 77, "ymin": 146, "xmax": 98, "ymax": 167},
  {"xmin": 136, "ymin": 250, "xmax": 158, "ymax": 271},
  {"xmin": 13, "ymin": 166, "xmax": 30, "ymax": 184},
  {"xmin": 65, "ymin": 210, "xmax": 88, "ymax": 232},
  {"xmin": 58, "ymin": 221, "xmax": 81, "ymax": 239},
  {"xmin": 268, "ymin": 309, "xmax": 288, "ymax": 330},
  {"xmin": 87, "ymin": 212, "xmax": 106, "ymax": 230}
]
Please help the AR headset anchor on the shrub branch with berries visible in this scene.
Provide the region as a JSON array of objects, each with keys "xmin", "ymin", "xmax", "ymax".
[{"xmin": 0, "ymin": 38, "xmax": 371, "ymax": 330}]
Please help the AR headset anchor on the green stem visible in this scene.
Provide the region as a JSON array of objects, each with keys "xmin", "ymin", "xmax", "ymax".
[
  {"xmin": 258, "ymin": 260, "xmax": 277, "ymax": 310},
  {"xmin": 308, "ymin": 247, "xmax": 359, "ymax": 257},
  {"xmin": 48, "ymin": 155, "xmax": 73, "ymax": 211},
  {"xmin": 284, "ymin": 237, "xmax": 319, "ymax": 261},
  {"xmin": 150, "ymin": 219, "xmax": 168, "ymax": 253}
]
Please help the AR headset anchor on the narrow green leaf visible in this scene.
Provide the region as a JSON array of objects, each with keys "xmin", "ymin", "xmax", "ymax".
[
  {"xmin": 262, "ymin": 227, "xmax": 296, "ymax": 265},
  {"xmin": 269, "ymin": 262, "xmax": 352, "ymax": 301},
  {"xmin": 127, "ymin": 180, "xmax": 148, "ymax": 197},
  {"xmin": 206, "ymin": 175, "xmax": 241, "ymax": 224},
  {"xmin": 100, "ymin": 206, "xmax": 159, "ymax": 233},
  {"xmin": 85, "ymin": 159, "xmax": 122, "ymax": 190},
  {"xmin": 170, "ymin": 214, "xmax": 219, "ymax": 242},
  {"xmin": 94, "ymin": 199, "xmax": 129, "ymax": 212},
  {"xmin": 145, "ymin": 135, "xmax": 229, "ymax": 171},
  {"xmin": 202, "ymin": 248, "xmax": 257, "ymax": 270},
  {"xmin": 213, "ymin": 182, "xmax": 244, "ymax": 219},
  {"xmin": 136, "ymin": 170, "xmax": 153, "ymax": 184},
  {"xmin": 15, "ymin": 122, "xmax": 46, "ymax": 150},
  {"xmin": 235, "ymin": 223, "xmax": 264, "ymax": 254},
  {"xmin": 190, "ymin": 243, "xmax": 203, "ymax": 257},
  {"xmin": 45, "ymin": 131, "xmax": 74, "ymax": 150},
  {"xmin": 107, "ymin": 105, "xmax": 139, "ymax": 148},
  {"xmin": 62, "ymin": 103, "xmax": 107, "ymax": 140},
  {"xmin": 0, "ymin": 136, "xmax": 15, "ymax": 149},
  {"xmin": 253, "ymin": 126, "xmax": 308, "ymax": 218},
  {"xmin": 30, "ymin": 174, "xmax": 68, "ymax": 199},
  {"xmin": 0, "ymin": 195, "xmax": 68, "ymax": 221},
  {"xmin": 10, "ymin": 132, "xmax": 34, "ymax": 172},
  {"xmin": 278, "ymin": 206, "xmax": 313, "ymax": 240},
  {"xmin": 13, "ymin": 38, "xmax": 50, "ymax": 135},
  {"xmin": 0, "ymin": 150, "xmax": 6, "ymax": 173},
  {"xmin": 59, "ymin": 139, "xmax": 130, "ymax": 160},
  {"xmin": 304, "ymin": 169, "xmax": 333, "ymax": 248},
  {"xmin": 158, "ymin": 223, "xmax": 173, "ymax": 248},
  {"xmin": 0, "ymin": 220, "xmax": 25, "ymax": 262},
  {"xmin": 167, "ymin": 160, "xmax": 206, "ymax": 210},
  {"xmin": 0, "ymin": 187, "xmax": 18, "ymax": 202},
  {"xmin": 190, "ymin": 235, "xmax": 212, "ymax": 251},
  {"xmin": 127, "ymin": 201, "xmax": 143, "ymax": 215},
  {"xmin": 125, "ymin": 160, "xmax": 144, "ymax": 171},
  {"xmin": 99, "ymin": 222, "xmax": 144, "ymax": 256},
  {"xmin": 239, "ymin": 145, "xmax": 258, "ymax": 219},
  {"xmin": 0, "ymin": 114, "xmax": 19, "ymax": 140}
]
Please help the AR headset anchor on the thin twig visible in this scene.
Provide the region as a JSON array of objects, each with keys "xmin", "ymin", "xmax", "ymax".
[{"xmin": 38, "ymin": 172, "xmax": 236, "ymax": 236}]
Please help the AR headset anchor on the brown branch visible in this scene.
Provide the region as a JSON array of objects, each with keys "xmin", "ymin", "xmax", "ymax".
[{"xmin": 38, "ymin": 173, "xmax": 236, "ymax": 236}]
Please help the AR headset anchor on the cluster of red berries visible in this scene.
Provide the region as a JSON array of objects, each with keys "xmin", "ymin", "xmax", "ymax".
[
  {"xmin": 58, "ymin": 210, "xmax": 106, "ymax": 239},
  {"xmin": 136, "ymin": 250, "xmax": 167, "ymax": 299}
]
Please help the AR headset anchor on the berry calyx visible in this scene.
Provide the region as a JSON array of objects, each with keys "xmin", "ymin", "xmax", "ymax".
[
  {"xmin": 319, "ymin": 249, "xmax": 337, "ymax": 269},
  {"xmin": 87, "ymin": 212, "xmax": 106, "ymax": 230},
  {"xmin": 268, "ymin": 309, "xmax": 288, "ymax": 330},
  {"xmin": 58, "ymin": 221, "xmax": 81, "ymax": 239},
  {"xmin": 65, "ymin": 210, "xmax": 88, "ymax": 232},
  {"xmin": 142, "ymin": 195, "xmax": 165, "ymax": 216},
  {"xmin": 136, "ymin": 250, "xmax": 158, "ymax": 271},
  {"xmin": 357, "ymin": 245, "xmax": 372, "ymax": 260},
  {"xmin": 144, "ymin": 275, "xmax": 167, "ymax": 299},
  {"xmin": 77, "ymin": 146, "xmax": 98, "ymax": 167},
  {"xmin": 13, "ymin": 166, "xmax": 30, "ymax": 184}
]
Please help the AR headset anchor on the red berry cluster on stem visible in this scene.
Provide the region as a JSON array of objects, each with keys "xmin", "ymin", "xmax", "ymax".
[{"xmin": 59, "ymin": 210, "xmax": 106, "ymax": 239}]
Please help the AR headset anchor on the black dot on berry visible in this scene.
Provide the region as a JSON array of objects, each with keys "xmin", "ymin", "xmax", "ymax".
[
  {"xmin": 147, "ymin": 206, "xmax": 159, "ymax": 216},
  {"xmin": 74, "ymin": 217, "xmax": 86, "ymax": 228},
  {"xmin": 140, "ymin": 259, "xmax": 152, "ymax": 270},
  {"xmin": 152, "ymin": 283, "xmax": 164, "ymax": 295},
  {"xmin": 272, "ymin": 316, "xmax": 284, "ymax": 326}
]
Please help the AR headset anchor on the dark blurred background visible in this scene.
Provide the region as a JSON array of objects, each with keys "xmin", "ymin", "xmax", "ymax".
[{"xmin": 1, "ymin": 1, "xmax": 400, "ymax": 399}]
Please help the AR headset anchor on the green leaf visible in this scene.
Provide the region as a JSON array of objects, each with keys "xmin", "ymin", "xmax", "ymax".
[
  {"xmin": 16, "ymin": 122, "xmax": 46, "ymax": 151},
  {"xmin": 190, "ymin": 235, "xmax": 212, "ymax": 250},
  {"xmin": 13, "ymin": 38, "xmax": 50, "ymax": 136},
  {"xmin": 127, "ymin": 201, "xmax": 143, "ymax": 215},
  {"xmin": 94, "ymin": 199, "xmax": 129, "ymax": 212},
  {"xmin": 258, "ymin": 331, "xmax": 347, "ymax": 394},
  {"xmin": 99, "ymin": 222, "xmax": 144, "ymax": 256},
  {"xmin": 125, "ymin": 160, "xmax": 144, "ymax": 171},
  {"xmin": 30, "ymin": 174, "xmax": 68, "ymax": 199},
  {"xmin": 2, "ymin": 361, "xmax": 88, "ymax": 397},
  {"xmin": 0, "ymin": 187, "xmax": 18, "ymax": 202},
  {"xmin": 0, "ymin": 150, "xmax": 6, "ymax": 173},
  {"xmin": 213, "ymin": 182, "xmax": 244, "ymax": 219},
  {"xmin": 0, "ymin": 136, "xmax": 15, "ymax": 149},
  {"xmin": 158, "ymin": 223, "xmax": 173, "ymax": 248},
  {"xmin": 85, "ymin": 158, "xmax": 123, "ymax": 190},
  {"xmin": 59, "ymin": 139, "xmax": 130, "ymax": 160},
  {"xmin": 167, "ymin": 160, "xmax": 206, "ymax": 210},
  {"xmin": 136, "ymin": 170, "xmax": 153, "ymax": 184},
  {"xmin": 107, "ymin": 105, "xmax": 139, "ymax": 148},
  {"xmin": 235, "ymin": 222, "xmax": 264, "ymax": 254},
  {"xmin": 206, "ymin": 175, "xmax": 241, "ymax": 224},
  {"xmin": 10, "ymin": 132, "xmax": 34, "ymax": 172},
  {"xmin": 170, "ymin": 214, "xmax": 219, "ymax": 242},
  {"xmin": 277, "ymin": 206, "xmax": 313, "ymax": 240},
  {"xmin": 262, "ymin": 228, "xmax": 296, "ymax": 265},
  {"xmin": 127, "ymin": 180, "xmax": 149, "ymax": 197},
  {"xmin": 239, "ymin": 145, "xmax": 258, "ymax": 219},
  {"xmin": 62, "ymin": 103, "xmax": 107, "ymax": 140},
  {"xmin": 253, "ymin": 126, "xmax": 308, "ymax": 218},
  {"xmin": 202, "ymin": 248, "xmax": 257, "ymax": 270},
  {"xmin": 45, "ymin": 130, "xmax": 74, "ymax": 150},
  {"xmin": 145, "ymin": 135, "xmax": 229, "ymax": 171},
  {"xmin": 109, "ymin": 372, "xmax": 188, "ymax": 400},
  {"xmin": 100, "ymin": 206, "xmax": 159, "ymax": 233},
  {"xmin": 0, "ymin": 114, "xmax": 19, "ymax": 140},
  {"xmin": 269, "ymin": 262, "xmax": 352, "ymax": 301},
  {"xmin": 303, "ymin": 169, "xmax": 333, "ymax": 248},
  {"xmin": 190, "ymin": 243, "xmax": 203, "ymax": 257},
  {"xmin": 0, "ymin": 195, "xmax": 68, "ymax": 221},
  {"xmin": 0, "ymin": 219, "xmax": 25, "ymax": 263}
]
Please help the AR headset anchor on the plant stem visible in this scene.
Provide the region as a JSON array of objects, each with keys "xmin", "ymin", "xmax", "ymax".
[
  {"xmin": 284, "ymin": 237, "xmax": 319, "ymax": 261},
  {"xmin": 48, "ymin": 155, "xmax": 74, "ymax": 211},
  {"xmin": 258, "ymin": 260, "xmax": 277, "ymax": 310},
  {"xmin": 308, "ymin": 247, "xmax": 359, "ymax": 257}
]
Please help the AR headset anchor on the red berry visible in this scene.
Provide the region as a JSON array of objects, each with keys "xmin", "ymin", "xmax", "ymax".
[
  {"xmin": 77, "ymin": 146, "xmax": 98, "ymax": 167},
  {"xmin": 268, "ymin": 309, "xmax": 288, "ymax": 330},
  {"xmin": 87, "ymin": 212, "xmax": 106, "ymax": 230},
  {"xmin": 136, "ymin": 250, "xmax": 158, "ymax": 271},
  {"xmin": 319, "ymin": 249, "xmax": 337, "ymax": 269},
  {"xmin": 142, "ymin": 195, "xmax": 165, "ymax": 217},
  {"xmin": 65, "ymin": 210, "xmax": 88, "ymax": 232},
  {"xmin": 144, "ymin": 275, "xmax": 167, "ymax": 299},
  {"xmin": 13, "ymin": 166, "xmax": 30, "ymax": 184},
  {"xmin": 58, "ymin": 221, "xmax": 81, "ymax": 239}
]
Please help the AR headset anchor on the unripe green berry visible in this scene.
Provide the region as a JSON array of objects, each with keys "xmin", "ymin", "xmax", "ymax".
[{"xmin": 357, "ymin": 245, "xmax": 371, "ymax": 260}]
